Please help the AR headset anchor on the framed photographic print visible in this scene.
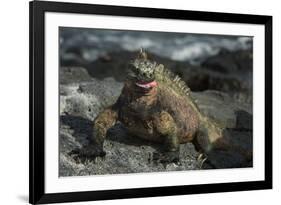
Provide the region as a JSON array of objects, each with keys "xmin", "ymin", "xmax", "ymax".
[{"xmin": 29, "ymin": 0, "xmax": 272, "ymax": 204}]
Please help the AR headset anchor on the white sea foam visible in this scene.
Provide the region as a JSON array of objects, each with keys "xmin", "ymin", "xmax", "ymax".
[{"xmin": 60, "ymin": 28, "xmax": 253, "ymax": 64}]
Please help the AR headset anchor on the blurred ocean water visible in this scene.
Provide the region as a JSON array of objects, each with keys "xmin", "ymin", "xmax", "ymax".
[{"xmin": 60, "ymin": 27, "xmax": 252, "ymax": 65}]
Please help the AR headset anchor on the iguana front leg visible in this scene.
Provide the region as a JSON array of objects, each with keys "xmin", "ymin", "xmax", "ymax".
[
  {"xmin": 152, "ymin": 111, "xmax": 180, "ymax": 164},
  {"xmin": 69, "ymin": 105, "xmax": 119, "ymax": 162},
  {"xmin": 92, "ymin": 106, "xmax": 118, "ymax": 147}
]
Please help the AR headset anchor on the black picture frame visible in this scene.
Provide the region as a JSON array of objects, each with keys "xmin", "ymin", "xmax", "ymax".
[{"xmin": 29, "ymin": 0, "xmax": 272, "ymax": 204}]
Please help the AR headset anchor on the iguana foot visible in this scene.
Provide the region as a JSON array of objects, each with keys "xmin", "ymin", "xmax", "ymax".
[
  {"xmin": 197, "ymin": 153, "xmax": 208, "ymax": 168},
  {"xmin": 152, "ymin": 150, "xmax": 180, "ymax": 164},
  {"xmin": 68, "ymin": 144, "xmax": 106, "ymax": 163}
]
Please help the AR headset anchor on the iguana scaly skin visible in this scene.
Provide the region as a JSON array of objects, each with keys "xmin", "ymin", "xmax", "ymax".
[{"xmin": 71, "ymin": 49, "xmax": 223, "ymax": 164}]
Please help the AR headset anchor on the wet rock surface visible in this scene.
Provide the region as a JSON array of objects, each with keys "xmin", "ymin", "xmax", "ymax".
[{"xmin": 59, "ymin": 50, "xmax": 253, "ymax": 176}]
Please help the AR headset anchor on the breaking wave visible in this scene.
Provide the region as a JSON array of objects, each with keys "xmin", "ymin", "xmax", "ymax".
[{"xmin": 60, "ymin": 28, "xmax": 252, "ymax": 65}]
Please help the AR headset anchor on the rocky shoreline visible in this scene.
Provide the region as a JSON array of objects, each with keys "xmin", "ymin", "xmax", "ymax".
[{"xmin": 59, "ymin": 50, "xmax": 253, "ymax": 176}]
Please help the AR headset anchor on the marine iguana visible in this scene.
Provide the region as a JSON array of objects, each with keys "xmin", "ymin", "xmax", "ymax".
[{"xmin": 70, "ymin": 49, "xmax": 224, "ymax": 164}]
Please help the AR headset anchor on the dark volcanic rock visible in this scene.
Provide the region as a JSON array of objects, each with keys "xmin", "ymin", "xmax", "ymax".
[
  {"xmin": 202, "ymin": 49, "xmax": 253, "ymax": 73},
  {"xmin": 192, "ymin": 90, "xmax": 252, "ymax": 128},
  {"xmin": 201, "ymin": 49, "xmax": 253, "ymax": 103},
  {"xmin": 60, "ymin": 67, "xmax": 93, "ymax": 84},
  {"xmin": 193, "ymin": 91, "xmax": 252, "ymax": 169},
  {"xmin": 60, "ymin": 77, "xmax": 123, "ymax": 121}
]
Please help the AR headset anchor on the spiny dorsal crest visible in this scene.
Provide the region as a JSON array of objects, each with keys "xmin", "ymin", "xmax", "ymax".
[
  {"xmin": 155, "ymin": 64, "xmax": 191, "ymax": 97},
  {"xmin": 138, "ymin": 48, "xmax": 148, "ymax": 60}
]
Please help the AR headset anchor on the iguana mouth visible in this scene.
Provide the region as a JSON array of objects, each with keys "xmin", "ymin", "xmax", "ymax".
[{"xmin": 135, "ymin": 81, "xmax": 157, "ymax": 89}]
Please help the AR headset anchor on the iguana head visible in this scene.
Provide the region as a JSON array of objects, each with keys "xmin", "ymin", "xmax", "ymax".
[{"xmin": 127, "ymin": 49, "xmax": 158, "ymax": 91}]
